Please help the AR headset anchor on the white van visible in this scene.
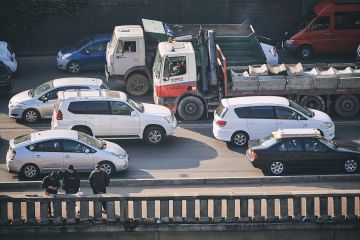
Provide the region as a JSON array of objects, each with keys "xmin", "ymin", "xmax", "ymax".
[
  {"xmin": 213, "ymin": 96, "xmax": 335, "ymax": 147},
  {"xmin": 51, "ymin": 89, "xmax": 177, "ymax": 145}
]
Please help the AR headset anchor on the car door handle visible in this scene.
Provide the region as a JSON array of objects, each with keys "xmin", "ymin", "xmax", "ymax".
[
  {"xmin": 65, "ymin": 155, "xmax": 70, "ymax": 158},
  {"xmin": 36, "ymin": 155, "xmax": 41, "ymax": 158},
  {"xmin": 248, "ymin": 122, "xmax": 255, "ymax": 125}
]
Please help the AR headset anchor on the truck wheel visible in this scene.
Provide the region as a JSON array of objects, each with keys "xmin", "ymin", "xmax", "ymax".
[
  {"xmin": 178, "ymin": 96, "xmax": 204, "ymax": 121},
  {"xmin": 126, "ymin": 74, "xmax": 149, "ymax": 96},
  {"xmin": 300, "ymin": 96, "xmax": 325, "ymax": 112},
  {"xmin": 297, "ymin": 45, "xmax": 313, "ymax": 60},
  {"xmin": 335, "ymin": 95, "xmax": 360, "ymax": 117}
]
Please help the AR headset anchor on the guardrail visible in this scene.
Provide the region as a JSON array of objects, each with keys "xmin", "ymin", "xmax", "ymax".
[{"xmin": 0, "ymin": 193, "xmax": 359, "ymax": 225}]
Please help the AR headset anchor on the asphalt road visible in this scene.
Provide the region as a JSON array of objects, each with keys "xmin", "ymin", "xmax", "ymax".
[{"xmin": 0, "ymin": 55, "xmax": 359, "ymax": 183}]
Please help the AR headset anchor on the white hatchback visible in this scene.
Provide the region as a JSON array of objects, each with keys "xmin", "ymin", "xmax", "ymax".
[
  {"xmin": 6, "ymin": 129, "xmax": 128, "ymax": 179},
  {"xmin": 213, "ymin": 96, "xmax": 335, "ymax": 147},
  {"xmin": 51, "ymin": 89, "xmax": 177, "ymax": 145}
]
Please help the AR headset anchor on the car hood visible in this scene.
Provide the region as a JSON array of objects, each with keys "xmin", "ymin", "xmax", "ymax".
[
  {"xmin": 143, "ymin": 103, "xmax": 171, "ymax": 116},
  {"xmin": 10, "ymin": 90, "xmax": 33, "ymax": 104},
  {"xmin": 104, "ymin": 141, "xmax": 126, "ymax": 156},
  {"xmin": 311, "ymin": 109, "xmax": 333, "ymax": 123}
]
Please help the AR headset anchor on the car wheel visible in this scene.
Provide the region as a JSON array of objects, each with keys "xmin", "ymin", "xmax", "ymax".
[
  {"xmin": 72, "ymin": 126, "xmax": 93, "ymax": 136},
  {"xmin": 20, "ymin": 164, "xmax": 39, "ymax": 179},
  {"xmin": 268, "ymin": 161, "xmax": 285, "ymax": 176},
  {"xmin": 344, "ymin": 159, "xmax": 358, "ymax": 174},
  {"xmin": 144, "ymin": 126, "xmax": 165, "ymax": 145},
  {"xmin": 99, "ymin": 161, "xmax": 115, "ymax": 176},
  {"xmin": 67, "ymin": 61, "xmax": 81, "ymax": 74},
  {"xmin": 125, "ymin": 74, "xmax": 149, "ymax": 96},
  {"xmin": 230, "ymin": 131, "xmax": 249, "ymax": 147},
  {"xmin": 297, "ymin": 45, "xmax": 313, "ymax": 60},
  {"xmin": 177, "ymin": 96, "xmax": 204, "ymax": 121},
  {"xmin": 22, "ymin": 109, "xmax": 40, "ymax": 123}
]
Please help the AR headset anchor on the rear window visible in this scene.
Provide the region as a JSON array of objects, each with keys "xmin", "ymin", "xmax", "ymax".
[
  {"xmin": 14, "ymin": 134, "xmax": 31, "ymax": 145},
  {"xmin": 215, "ymin": 104, "xmax": 228, "ymax": 118},
  {"xmin": 335, "ymin": 12, "xmax": 360, "ymax": 30},
  {"xmin": 68, "ymin": 101, "xmax": 88, "ymax": 114},
  {"xmin": 249, "ymin": 106, "xmax": 275, "ymax": 119},
  {"xmin": 234, "ymin": 107, "xmax": 250, "ymax": 118}
]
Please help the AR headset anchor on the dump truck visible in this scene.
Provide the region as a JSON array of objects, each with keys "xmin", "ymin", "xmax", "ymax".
[
  {"xmin": 152, "ymin": 28, "xmax": 360, "ymax": 121},
  {"xmin": 105, "ymin": 19, "xmax": 278, "ymax": 96}
]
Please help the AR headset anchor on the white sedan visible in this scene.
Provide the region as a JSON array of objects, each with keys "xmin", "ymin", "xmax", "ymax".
[{"xmin": 6, "ymin": 129, "xmax": 128, "ymax": 179}]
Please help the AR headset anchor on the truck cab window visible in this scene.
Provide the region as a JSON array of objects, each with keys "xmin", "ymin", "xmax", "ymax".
[
  {"xmin": 310, "ymin": 16, "xmax": 330, "ymax": 31},
  {"xmin": 165, "ymin": 56, "xmax": 187, "ymax": 77},
  {"xmin": 124, "ymin": 41, "xmax": 136, "ymax": 52}
]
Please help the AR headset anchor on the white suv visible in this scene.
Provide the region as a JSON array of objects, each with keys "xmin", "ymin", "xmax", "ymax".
[
  {"xmin": 213, "ymin": 96, "xmax": 335, "ymax": 147},
  {"xmin": 51, "ymin": 89, "xmax": 177, "ymax": 145}
]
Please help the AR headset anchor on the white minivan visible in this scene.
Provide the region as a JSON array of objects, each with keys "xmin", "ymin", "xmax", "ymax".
[{"xmin": 213, "ymin": 96, "xmax": 335, "ymax": 147}]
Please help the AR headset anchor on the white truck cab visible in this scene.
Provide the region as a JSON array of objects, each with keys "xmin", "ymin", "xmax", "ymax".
[{"xmin": 105, "ymin": 25, "xmax": 150, "ymax": 96}]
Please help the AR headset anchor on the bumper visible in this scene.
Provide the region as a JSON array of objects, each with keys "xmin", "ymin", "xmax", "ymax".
[
  {"xmin": 245, "ymin": 150, "xmax": 266, "ymax": 170},
  {"xmin": 165, "ymin": 120, "xmax": 177, "ymax": 136},
  {"xmin": 323, "ymin": 126, "xmax": 335, "ymax": 140},
  {"xmin": 57, "ymin": 57, "xmax": 70, "ymax": 70},
  {"xmin": 6, "ymin": 157, "xmax": 22, "ymax": 173},
  {"xmin": 114, "ymin": 156, "xmax": 129, "ymax": 172},
  {"xmin": 8, "ymin": 105, "xmax": 25, "ymax": 119},
  {"xmin": 212, "ymin": 122, "xmax": 232, "ymax": 142},
  {"xmin": 51, "ymin": 124, "xmax": 73, "ymax": 130}
]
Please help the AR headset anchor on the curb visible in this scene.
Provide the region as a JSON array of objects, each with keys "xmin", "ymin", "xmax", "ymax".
[{"xmin": 0, "ymin": 174, "xmax": 359, "ymax": 191}]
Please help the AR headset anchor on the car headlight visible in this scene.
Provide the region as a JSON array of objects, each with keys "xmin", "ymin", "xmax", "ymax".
[
  {"xmin": 11, "ymin": 102, "xmax": 25, "ymax": 108},
  {"xmin": 323, "ymin": 122, "xmax": 334, "ymax": 129},
  {"xmin": 285, "ymin": 40, "xmax": 294, "ymax": 45},
  {"xmin": 164, "ymin": 115, "xmax": 173, "ymax": 124},
  {"xmin": 62, "ymin": 53, "xmax": 72, "ymax": 59},
  {"xmin": 112, "ymin": 152, "xmax": 127, "ymax": 159}
]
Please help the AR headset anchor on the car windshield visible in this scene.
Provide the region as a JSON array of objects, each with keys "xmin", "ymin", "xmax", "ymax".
[
  {"xmin": 260, "ymin": 135, "xmax": 278, "ymax": 148},
  {"xmin": 289, "ymin": 100, "xmax": 314, "ymax": 118},
  {"xmin": 78, "ymin": 132, "xmax": 103, "ymax": 149},
  {"xmin": 319, "ymin": 138, "xmax": 336, "ymax": 149},
  {"xmin": 14, "ymin": 134, "xmax": 31, "ymax": 145},
  {"xmin": 127, "ymin": 97, "xmax": 144, "ymax": 113},
  {"xmin": 68, "ymin": 36, "xmax": 93, "ymax": 51},
  {"xmin": 30, "ymin": 80, "xmax": 54, "ymax": 98},
  {"xmin": 153, "ymin": 49, "xmax": 162, "ymax": 79}
]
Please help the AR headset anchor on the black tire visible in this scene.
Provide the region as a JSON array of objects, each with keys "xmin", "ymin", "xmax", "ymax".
[
  {"xmin": 99, "ymin": 161, "xmax": 115, "ymax": 176},
  {"xmin": 125, "ymin": 74, "xmax": 149, "ymax": 96},
  {"xmin": 143, "ymin": 126, "xmax": 165, "ymax": 145},
  {"xmin": 343, "ymin": 159, "xmax": 358, "ymax": 174},
  {"xmin": 67, "ymin": 61, "xmax": 81, "ymax": 74},
  {"xmin": 300, "ymin": 95, "xmax": 325, "ymax": 112},
  {"xmin": 297, "ymin": 45, "xmax": 313, "ymax": 60},
  {"xmin": 177, "ymin": 96, "xmax": 204, "ymax": 121},
  {"xmin": 230, "ymin": 131, "xmax": 249, "ymax": 147},
  {"xmin": 20, "ymin": 163, "xmax": 39, "ymax": 179},
  {"xmin": 267, "ymin": 161, "xmax": 286, "ymax": 176},
  {"xmin": 22, "ymin": 109, "xmax": 41, "ymax": 123},
  {"xmin": 72, "ymin": 126, "xmax": 93, "ymax": 136},
  {"xmin": 334, "ymin": 95, "xmax": 360, "ymax": 117}
]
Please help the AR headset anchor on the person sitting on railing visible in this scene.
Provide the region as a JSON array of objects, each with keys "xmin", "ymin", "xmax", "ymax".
[{"xmin": 42, "ymin": 172, "xmax": 60, "ymax": 216}]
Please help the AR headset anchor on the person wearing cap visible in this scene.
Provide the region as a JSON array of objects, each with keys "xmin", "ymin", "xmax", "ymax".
[
  {"xmin": 89, "ymin": 163, "xmax": 110, "ymax": 211},
  {"xmin": 58, "ymin": 165, "xmax": 80, "ymax": 194},
  {"xmin": 42, "ymin": 172, "xmax": 60, "ymax": 216}
]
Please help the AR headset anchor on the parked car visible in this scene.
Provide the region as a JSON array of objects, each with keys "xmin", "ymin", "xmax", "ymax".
[
  {"xmin": 0, "ymin": 41, "xmax": 17, "ymax": 72},
  {"xmin": 51, "ymin": 89, "xmax": 177, "ymax": 145},
  {"xmin": 213, "ymin": 96, "xmax": 335, "ymax": 147},
  {"xmin": 0, "ymin": 61, "xmax": 12, "ymax": 91},
  {"xmin": 8, "ymin": 77, "xmax": 107, "ymax": 123},
  {"xmin": 283, "ymin": 0, "xmax": 360, "ymax": 59},
  {"xmin": 57, "ymin": 34, "xmax": 111, "ymax": 73},
  {"xmin": 246, "ymin": 128, "xmax": 359, "ymax": 175},
  {"xmin": 6, "ymin": 129, "xmax": 128, "ymax": 179}
]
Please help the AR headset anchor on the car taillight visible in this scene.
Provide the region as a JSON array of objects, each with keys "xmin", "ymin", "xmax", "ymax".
[
  {"xmin": 56, "ymin": 110, "xmax": 63, "ymax": 120},
  {"xmin": 216, "ymin": 119, "xmax": 227, "ymax": 127},
  {"xmin": 250, "ymin": 151, "xmax": 258, "ymax": 159},
  {"xmin": 9, "ymin": 149, "xmax": 16, "ymax": 160}
]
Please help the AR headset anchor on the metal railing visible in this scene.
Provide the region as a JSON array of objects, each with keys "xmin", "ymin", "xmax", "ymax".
[{"xmin": 0, "ymin": 193, "xmax": 359, "ymax": 225}]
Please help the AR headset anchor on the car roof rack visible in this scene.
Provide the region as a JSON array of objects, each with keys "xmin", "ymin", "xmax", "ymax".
[{"xmin": 272, "ymin": 128, "xmax": 321, "ymax": 139}]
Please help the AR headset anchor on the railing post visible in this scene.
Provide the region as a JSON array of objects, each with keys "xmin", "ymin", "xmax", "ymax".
[
  {"xmin": 120, "ymin": 198, "xmax": 128, "ymax": 223},
  {"xmin": 319, "ymin": 196, "xmax": 329, "ymax": 221},
  {"xmin": 66, "ymin": 198, "xmax": 76, "ymax": 224},
  {"xmin": 280, "ymin": 197, "xmax": 289, "ymax": 221},
  {"xmin": 106, "ymin": 201, "xmax": 116, "ymax": 222},
  {"xmin": 12, "ymin": 201, "xmax": 21, "ymax": 225},
  {"xmin": 226, "ymin": 198, "xmax": 235, "ymax": 222},
  {"xmin": 240, "ymin": 198, "xmax": 249, "ymax": 222},
  {"xmin": 146, "ymin": 199, "xmax": 155, "ymax": 223},
  {"xmin": 80, "ymin": 200, "xmax": 89, "ymax": 223},
  {"xmin": 213, "ymin": 199, "xmax": 222, "ymax": 223},
  {"xmin": 53, "ymin": 199, "xmax": 62, "ymax": 224},
  {"xmin": 266, "ymin": 198, "xmax": 275, "ymax": 221},
  {"xmin": 133, "ymin": 199, "xmax": 142, "ymax": 222},
  {"xmin": 186, "ymin": 198, "xmax": 195, "ymax": 222},
  {"xmin": 0, "ymin": 201, "xmax": 8, "ymax": 225},
  {"xmin": 160, "ymin": 199, "xmax": 169, "ymax": 223},
  {"xmin": 346, "ymin": 196, "xmax": 356, "ymax": 220},
  {"xmin": 93, "ymin": 201, "xmax": 103, "ymax": 221},
  {"xmin": 253, "ymin": 198, "xmax": 262, "ymax": 221},
  {"xmin": 199, "ymin": 199, "xmax": 209, "ymax": 222},
  {"xmin": 333, "ymin": 196, "xmax": 342, "ymax": 220},
  {"xmin": 173, "ymin": 198, "xmax": 183, "ymax": 223},
  {"xmin": 306, "ymin": 196, "xmax": 315, "ymax": 221},
  {"xmin": 26, "ymin": 200, "xmax": 36, "ymax": 224},
  {"xmin": 293, "ymin": 196, "xmax": 302, "ymax": 221},
  {"xmin": 40, "ymin": 200, "xmax": 49, "ymax": 224}
]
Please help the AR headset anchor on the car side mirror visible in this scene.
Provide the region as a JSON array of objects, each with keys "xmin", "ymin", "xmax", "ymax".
[
  {"xmin": 131, "ymin": 111, "xmax": 139, "ymax": 117},
  {"xmin": 85, "ymin": 49, "xmax": 90, "ymax": 54},
  {"xmin": 41, "ymin": 96, "xmax": 48, "ymax": 103},
  {"xmin": 297, "ymin": 115, "xmax": 302, "ymax": 120},
  {"xmin": 85, "ymin": 148, "xmax": 91, "ymax": 154}
]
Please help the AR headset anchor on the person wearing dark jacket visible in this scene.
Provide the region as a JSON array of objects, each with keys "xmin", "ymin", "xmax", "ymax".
[
  {"xmin": 58, "ymin": 165, "xmax": 80, "ymax": 194},
  {"xmin": 42, "ymin": 172, "xmax": 60, "ymax": 215},
  {"xmin": 89, "ymin": 164, "xmax": 110, "ymax": 210}
]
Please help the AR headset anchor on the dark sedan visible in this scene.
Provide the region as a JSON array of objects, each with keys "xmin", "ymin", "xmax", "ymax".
[
  {"xmin": 0, "ymin": 61, "xmax": 12, "ymax": 91},
  {"xmin": 246, "ymin": 135, "xmax": 360, "ymax": 176}
]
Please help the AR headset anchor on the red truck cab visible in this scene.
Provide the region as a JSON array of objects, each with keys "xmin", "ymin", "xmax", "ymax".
[{"xmin": 284, "ymin": 0, "xmax": 360, "ymax": 59}]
